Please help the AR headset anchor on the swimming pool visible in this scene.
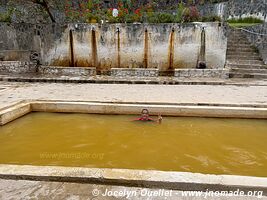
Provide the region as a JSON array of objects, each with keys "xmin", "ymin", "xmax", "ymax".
[{"xmin": 0, "ymin": 112, "xmax": 267, "ymax": 177}]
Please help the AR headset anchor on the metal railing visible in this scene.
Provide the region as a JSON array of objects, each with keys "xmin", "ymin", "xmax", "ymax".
[{"xmin": 236, "ymin": 27, "xmax": 267, "ymax": 37}]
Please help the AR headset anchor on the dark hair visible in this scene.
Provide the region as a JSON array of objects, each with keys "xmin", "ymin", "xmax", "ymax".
[{"xmin": 141, "ymin": 109, "xmax": 149, "ymax": 114}]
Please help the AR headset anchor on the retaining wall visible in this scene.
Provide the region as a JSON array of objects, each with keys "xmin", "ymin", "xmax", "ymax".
[
  {"xmin": 0, "ymin": 61, "xmax": 36, "ymax": 73},
  {"xmin": 111, "ymin": 68, "xmax": 159, "ymax": 77},
  {"xmin": 38, "ymin": 66, "xmax": 96, "ymax": 76},
  {"xmin": 0, "ymin": 22, "xmax": 227, "ymax": 71},
  {"xmin": 198, "ymin": 0, "xmax": 267, "ymax": 22},
  {"xmin": 174, "ymin": 69, "xmax": 229, "ymax": 79}
]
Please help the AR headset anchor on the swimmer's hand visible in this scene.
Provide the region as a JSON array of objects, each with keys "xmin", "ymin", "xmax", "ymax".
[{"xmin": 158, "ymin": 115, "xmax": 163, "ymax": 124}]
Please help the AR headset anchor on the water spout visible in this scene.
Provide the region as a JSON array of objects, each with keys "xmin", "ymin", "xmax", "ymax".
[
  {"xmin": 116, "ymin": 27, "xmax": 121, "ymax": 68},
  {"xmin": 143, "ymin": 28, "xmax": 149, "ymax": 68},
  {"xmin": 91, "ymin": 28, "xmax": 98, "ymax": 71},
  {"xmin": 197, "ymin": 27, "xmax": 207, "ymax": 69},
  {"xmin": 69, "ymin": 29, "xmax": 75, "ymax": 67},
  {"xmin": 168, "ymin": 27, "xmax": 175, "ymax": 70}
]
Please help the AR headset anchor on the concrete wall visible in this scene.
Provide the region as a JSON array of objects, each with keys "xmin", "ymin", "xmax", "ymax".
[
  {"xmin": 198, "ymin": 0, "xmax": 267, "ymax": 22},
  {"xmin": 174, "ymin": 69, "xmax": 229, "ymax": 79},
  {"xmin": 0, "ymin": 61, "xmax": 36, "ymax": 73},
  {"xmin": 0, "ymin": 23, "xmax": 227, "ymax": 71},
  {"xmin": 111, "ymin": 68, "xmax": 159, "ymax": 77},
  {"xmin": 38, "ymin": 66, "xmax": 96, "ymax": 76}
]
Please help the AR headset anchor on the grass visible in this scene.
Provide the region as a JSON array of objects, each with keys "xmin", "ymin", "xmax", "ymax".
[
  {"xmin": 227, "ymin": 17, "xmax": 264, "ymax": 28},
  {"xmin": 228, "ymin": 23, "xmax": 263, "ymax": 28}
]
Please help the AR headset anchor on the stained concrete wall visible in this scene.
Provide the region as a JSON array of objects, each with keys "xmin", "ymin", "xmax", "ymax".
[
  {"xmin": 44, "ymin": 23, "xmax": 227, "ymax": 70},
  {"xmin": 0, "ymin": 22, "xmax": 227, "ymax": 71}
]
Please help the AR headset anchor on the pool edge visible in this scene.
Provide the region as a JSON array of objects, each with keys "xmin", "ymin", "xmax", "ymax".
[
  {"xmin": 0, "ymin": 100, "xmax": 267, "ymax": 126},
  {"xmin": 0, "ymin": 164, "xmax": 266, "ymax": 193}
]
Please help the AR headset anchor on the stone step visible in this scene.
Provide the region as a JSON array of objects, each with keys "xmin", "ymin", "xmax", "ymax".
[
  {"xmin": 228, "ymin": 37, "xmax": 248, "ymax": 40},
  {"xmin": 227, "ymin": 63, "xmax": 267, "ymax": 69},
  {"xmin": 227, "ymin": 44, "xmax": 253, "ymax": 48},
  {"xmin": 230, "ymin": 68, "xmax": 267, "ymax": 74},
  {"xmin": 227, "ymin": 42, "xmax": 251, "ymax": 46},
  {"xmin": 227, "ymin": 37, "xmax": 247, "ymax": 41},
  {"xmin": 226, "ymin": 52, "xmax": 259, "ymax": 56},
  {"xmin": 229, "ymin": 72, "xmax": 267, "ymax": 79},
  {"xmin": 228, "ymin": 33, "xmax": 246, "ymax": 36},
  {"xmin": 227, "ymin": 60, "xmax": 264, "ymax": 65},
  {"xmin": 227, "ymin": 36, "xmax": 248, "ymax": 39},
  {"xmin": 227, "ymin": 42, "xmax": 251, "ymax": 47},
  {"xmin": 228, "ymin": 32, "xmax": 246, "ymax": 36},
  {"xmin": 227, "ymin": 46, "xmax": 256, "ymax": 50},
  {"xmin": 227, "ymin": 48, "xmax": 256, "ymax": 52},
  {"xmin": 226, "ymin": 55, "xmax": 262, "ymax": 60},
  {"xmin": 228, "ymin": 34, "xmax": 248, "ymax": 37},
  {"xmin": 226, "ymin": 28, "xmax": 266, "ymax": 79},
  {"xmin": 227, "ymin": 41, "xmax": 251, "ymax": 47},
  {"xmin": 228, "ymin": 36, "xmax": 246, "ymax": 39},
  {"xmin": 227, "ymin": 49, "xmax": 257, "ymax": 53}
]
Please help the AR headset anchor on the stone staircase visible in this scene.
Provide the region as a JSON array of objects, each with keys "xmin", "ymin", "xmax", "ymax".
[{"xmin": 226, "ymin": 29, "xmax": 267, "ymax": 79}]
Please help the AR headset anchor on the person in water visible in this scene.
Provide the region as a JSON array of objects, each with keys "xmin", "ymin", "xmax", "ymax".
[{"xmin": 135, "ymin": 109, "xmax": 162, "ymax": 124}]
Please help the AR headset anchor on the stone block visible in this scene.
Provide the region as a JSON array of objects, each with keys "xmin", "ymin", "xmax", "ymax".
[
  {"xmin": 0, "ymin": 61, "xmax": 36, "ymax": 74},
  {"xmin": 111, "ymin": 68, "xmax": 159, "ymax": 77},
  {"xmin": 38, "ymin": 66, "xmax": 96, "ymax": 76},
  {"xmin": 175, "ymin": 69, "xmax": 229, "ymax": 78}
]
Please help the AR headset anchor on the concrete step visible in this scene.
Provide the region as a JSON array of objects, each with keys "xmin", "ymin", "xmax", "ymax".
[
  {"xmin": 228, "ymin": 33, "xmax": 247, "ymax": 36},
  {"xmin": 226, "ymin": 55, "xmax": 262, "ymax": 60},
  {"xmin": 227, "ymin": 47, "xmax": 256, "ymax": 51},
  {"xmin": 227, "ymin": 37, "xmax": 247, "ymax": 41},
  {"xmin": 227, "ymin": 42, "xmax": 251, "ymax": 46},
  {"xmin": 227, "ymin": 28, "xmax": 266, "ymax": 79},
  {"xmin": 227, "ymin": 49, "xmax": 257, "ymax": 53},
  {"xmin": 227, "ymin": 38, "xmax": 249, "ymax": 41},
  {"xmin": 230, "ymin": 68, "xmax": 267, "ymax": 74},
  {"xmin": 226, "ymin": 52, "xmax": 259, "ymax": 56},
  {"xmin": 228, "ymin": 32, "xmax": 246, "ymax": 36},
  {"xmin": 227, "ymin": 43, "xmax": 254, "ymax": 48},
  {"xmin": 229, "ymin": 72, "xmax": 267, "ymax": 79},
  {"xmin": 228, "ymin": 39, "xmax": 250, "ymax": 42},
  {"xmin": 227, "ymin": 44, "xmax": 253, "ymax": 48},
  {"xmin": 227, "ymin": 60, "xmax": 264, "ymax": 65},
  {"xmin": 227, "ymin": 63, "xmax": 267, "ymax": 69}
]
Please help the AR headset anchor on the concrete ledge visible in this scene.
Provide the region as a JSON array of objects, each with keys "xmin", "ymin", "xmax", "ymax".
[
  {"xmin": 31, "ymin": 101, "xmax": 267, "ymax": 118},
  {"xmin": 111, "ymin": 68, "xmax": 159, "ymax": 77},
  {"xmin": 0, "ymin": 61, "xmax": 36, "ymax": 74},
  {"xmin": 0, "ymin": 101, "xmax": 31, "ymax": 125},
  {"xmin": 0, "ymin": 100, "xmax": 267, "ymax": 126},
  {"xmin": 1, "ymin": 74, "xmax": 266, "ymax": 86},
  {"xmin": 0, "ymin": 164, "xmax": 266, "ymax": 193},
  {"xmin": 38, "ymin": 66, "xmax": 96, "ymax": 76},
  {"xmin": 174, "ymin": 69, "xmax": 230, "ymax": 79}
]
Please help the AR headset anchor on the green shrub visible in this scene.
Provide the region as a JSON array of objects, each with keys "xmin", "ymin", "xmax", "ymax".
[
  {"xmin": 0, "ymin": 8, "xmax": 14, "ymax": 23},
  {"xmin": 157, "ymin": 13, "xmax": 175, "ymax": 23},
  {"xmin": 201, "ymin": 15, "xmax": 221, "ymax": 22},
  {"xmin": 175, "ymin": 5, "xmax": 201, "ymax": 23},
  {"xmin": 175, "ymin": 2, "xmax": 185, "ymax": 23},
  {"xmin": 147, "ymin": 12, "xmax": 175, "ymax": 23},
  {"xmin": 227, "ymin": 17, "xmax": 263, "ymax": 24},
  {"xmin": 146, "ymin": 12, "xmax": 159, "ymax": 23}
]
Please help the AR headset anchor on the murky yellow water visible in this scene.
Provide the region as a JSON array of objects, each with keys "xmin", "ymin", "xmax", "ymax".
[{"xmin": 0, "ymin": 112, "xmax": 267, "ymax": 177}]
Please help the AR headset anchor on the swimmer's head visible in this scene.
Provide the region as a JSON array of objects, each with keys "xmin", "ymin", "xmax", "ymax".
[
  {"xmin": 142, "ymin": 109, "xmax": 149, "ymax": 114},
  {"xmin": 141, "ymin": 109, "xmax": 149, "ymax": 118}
]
